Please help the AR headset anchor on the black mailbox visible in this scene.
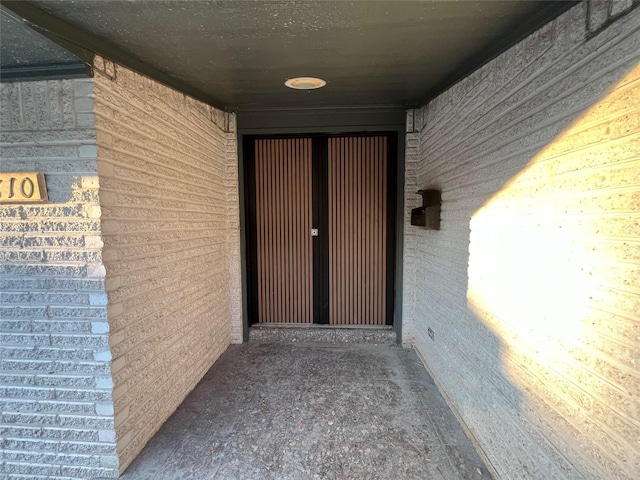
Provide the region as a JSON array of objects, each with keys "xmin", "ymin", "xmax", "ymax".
[{"xmin": 411, "ymin": 189, "xmax": 441, "ymax": 230}]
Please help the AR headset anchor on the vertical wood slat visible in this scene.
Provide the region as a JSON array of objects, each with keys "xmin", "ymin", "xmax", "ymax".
[
  {"xmin": 255, "ymin": 138, "xmax": 313, "ymax": 323},
  {"xmin": 328, "ymin": 136, "xmax": 388, "ymax": 325}
]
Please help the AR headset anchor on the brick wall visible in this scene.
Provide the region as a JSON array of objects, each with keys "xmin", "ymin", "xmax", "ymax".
[
  {"xmin": 401, "ymin": 112, "xmax": 421, "ymax": 347},
  {"xmin": 225, "ymin": 115, "xmax": 243, "ymax": 344},
  {"xmin": 92, "ymin": 57, "xmax": 241, "ymax": 472},
  {"xmin": 404, "ymin": 2, "xmax": 639, "ymax": 479},
  {"xmin": 0, "ymin": 80, "xmax": 118, "ymax": 478}
]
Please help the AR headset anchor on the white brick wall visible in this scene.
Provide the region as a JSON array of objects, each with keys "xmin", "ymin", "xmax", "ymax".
[
  {"xmin": 225, "ymin": 114, "xmax": 243, "ymax": 344},
  {"xmin": 402, "ymin": 114, "xmax": 421, "ymax": 347},
  {"xmin": 404, "ymin": 2, "xmax": 640, "ymax": 479},
  {"xmin": 0, "ymin": 80, "xmax": 118, "ymax": 478},
  {"xmin": 92, "ymin": 57, "xmax": 241, "ymax": 472}
]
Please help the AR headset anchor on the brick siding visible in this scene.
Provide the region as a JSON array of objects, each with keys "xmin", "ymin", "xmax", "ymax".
[
  {"xmin": 1, "ymin": 62, "xmax": 242, "ymax": 478},
  {"xmin": 225, "ymin": 115, "xmax": 243, "ymax": 345},
  {"xmin": 403, "ymin": 2, "xmax": 640, "ymax": 478},
  {"xmin": 0, "ymin": 79, "xmax": 119, "ymax": 478},
  {"xmin": 92, "ymin": 57, "xmax": 241, "ymax": 472}
]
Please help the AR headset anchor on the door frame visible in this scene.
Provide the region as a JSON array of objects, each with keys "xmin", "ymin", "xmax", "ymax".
[
  {"xmin": 237, "ymin": 108, "xmax": 406, "ymax": 342},
  {"xmin": 244, "ymin": 133, "xmax": 398, "ymax": 327}
]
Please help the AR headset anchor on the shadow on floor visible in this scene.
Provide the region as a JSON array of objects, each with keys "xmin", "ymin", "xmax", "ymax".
[{"xmin": 120, "ymin": 342, "xmax": 492, "ymax": 480}]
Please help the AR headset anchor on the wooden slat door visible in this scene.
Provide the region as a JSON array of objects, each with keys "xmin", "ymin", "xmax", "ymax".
[
  {"xmin": 328, "ymin": 136, "xmax": 388, "ymax": 325},
  {"xmin": 249, "ymin": 134, "xmax": 392, "ymax": 326},
  {"xmin": 254, "ymin": 138, "xmax": 313, "ymax": 323}
]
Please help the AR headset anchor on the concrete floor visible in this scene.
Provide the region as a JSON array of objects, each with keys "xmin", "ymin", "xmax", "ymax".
[{"xmin": 119, "ymin": 342, "xmax": 492, "ymax": 480}]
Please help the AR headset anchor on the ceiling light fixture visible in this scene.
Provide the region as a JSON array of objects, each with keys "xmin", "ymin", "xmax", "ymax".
[{"xmin": 285, "ymin": 77, "xmax": 327, "ymax": 90}]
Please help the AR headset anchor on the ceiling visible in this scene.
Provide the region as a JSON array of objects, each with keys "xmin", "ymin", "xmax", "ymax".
[{"xmin": 2, "ymin": 1, "xmax": 575, "ymax": 112}]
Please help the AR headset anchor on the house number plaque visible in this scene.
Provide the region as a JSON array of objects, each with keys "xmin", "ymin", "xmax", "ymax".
[{"xmin": 0, "ymin": 172, "xmax": 48, "ymax": 204}]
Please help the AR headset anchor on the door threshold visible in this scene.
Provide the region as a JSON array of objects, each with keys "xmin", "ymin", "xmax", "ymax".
[{"xmin": 249, "ymin": 323, "xmax": 396, "ymax": 344}]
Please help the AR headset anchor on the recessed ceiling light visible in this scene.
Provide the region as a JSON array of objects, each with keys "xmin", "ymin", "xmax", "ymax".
[{"xmin": 285, "ymin": 77, "xmax": 327, "ymax": 90}]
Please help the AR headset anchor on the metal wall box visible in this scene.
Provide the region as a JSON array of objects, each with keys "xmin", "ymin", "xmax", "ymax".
[{"xmin": 411, "ymin": 189, "xmax": 441, "ymax": 230}]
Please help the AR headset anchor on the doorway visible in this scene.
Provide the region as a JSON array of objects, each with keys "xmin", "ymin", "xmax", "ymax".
[{"xmin": 244, "ymin": 133, "xmax": 397, "ymax": 326}]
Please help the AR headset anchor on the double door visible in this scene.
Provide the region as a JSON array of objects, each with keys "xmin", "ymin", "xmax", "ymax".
[{"xmin": 245, "ymin": 134, "xmax": 396, "ymax": 325}]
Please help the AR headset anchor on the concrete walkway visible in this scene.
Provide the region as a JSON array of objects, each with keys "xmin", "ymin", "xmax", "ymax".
[{"xmin": 119, "ymin": 342, "xmax": 492, "ymax": 480}]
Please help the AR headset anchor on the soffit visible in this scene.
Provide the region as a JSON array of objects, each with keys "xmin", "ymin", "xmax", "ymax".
[{"xmin": 3, "ymin": 1, "xmax": 575, "ymax": 110}]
